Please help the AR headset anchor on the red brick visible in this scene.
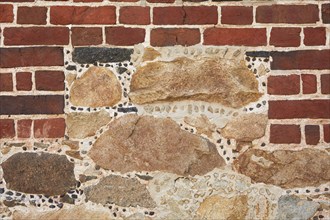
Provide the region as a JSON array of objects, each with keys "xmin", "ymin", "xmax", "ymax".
[
  {"xmin": 151, "ymin": 28, "xmax": 200, "ymax": 47},
  {"xmin": 34, "ymin": 118, "xmax": 65, "ymax": 138},
  {"xmin": 304, "ymin": 27, "xmax": 326, "ymax": 46},
  {"xmin": 269, "ymin": 100, "xmax": 330, "ymax": 119},
  {"xmin": 270, "ymin": 124, "xmax": 301, "ymax": 144},
  {"xmin": 120, "ymin": 7, "xmax": 150, "ymax": 25},
  {"xmin": 0, "ymin": 73, "xmax": 13, "ymax": 91},
  {"xmin": 50, "ymin": 6, "xmax": 116, "ymax": 25},
  {"xmin": 17, "ymin": 7, "xmax": 47, "ymax": 25},
  {"xmin": 301, "ymin": 74, "xmax": 317, "ymax": 94},
  {"xmin": 221, "ymin": 6, "xmax": 253, "ymax": 25},
  {"xmin": 321, "ymin": 74, "xmax": 330, "ymax": 94},
  {"xmin": 322, "ymin": 3, "xmax": 330, "ymax": 23},
  {"xmin": 35, "ymin": 71, "xmax": 65, "ymax": 91},
  {"xmin": 270, "ymin": 28, "xmax": 301, "ymax": 47},
  {"xmin": 256, "ymin": 5, "xmax": 319, "ymax": 24},
  {"xmin": 204, "ymin": 28, "xmax": 267, "ymax": 46},
  {"xmin": 153, "ymin": 6, "xmax": 218, "ymax": 25},
  {"xmin": 267, "ymin": 75, "xmax": 300, "ymax": 95},
  {"xmin": 0, "ymin": 47, "xmax": 64, "ymax": 68},
  {"xmin": 105, "ymin": 27, "xmax": 145, "ymax": 46},
  {"xmin": 72, "ymin": 27, "xmax": 102, "ymax": 46},
  {"xmin": 0, "ymin": 119, "xmax": 15, "ymax": 139},
  {"xmin": 0, "ymin": 96, "xmax": 64, "ymax": 115},
  {"xmin": 74, "ymin": 0, "xmax": 102, "ymax": 2},
  {"xmin": 0, "ymin": 0, "xmax": 33, "ymax": 2},
  {"xmin": 324, "ymin": 124, "xmax": 330, "ymax": 143},
  {"xmin": 4, "ymin": 27, "xmax": 69, "ymax": 46},
  {"xmin": 271, "ymin": 50, "xmax": 330, "ymax": 70},
  {"xmin": 17, "ymin": 119, "xmax": 32, "ymax": 138},
  {"xmin": 147, "ymin": 0, "xmax": 175, "ymax": 3},
  {"xmin": 110, "ymin": 0, "xmax": 138, "ymax": 2},
  {"xmin": 0, "ymin": 4, "xmax": 13, "ymax": 23},
  {"xmin": 305, "ymin": 125, "xmax": 320, "ymax": 145},
  {"xmin": 16, "ymin": 72, "xmax": 32, "ymax": 91}
]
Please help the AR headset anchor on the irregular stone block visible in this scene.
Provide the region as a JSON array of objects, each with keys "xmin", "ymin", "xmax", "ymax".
[
  {"xmin": 1, "ymin": 152, "xmax": 76, "ymax": 195},
  {"xmin": 70, "ymin": 67, "xmax": 122, "ymax": 107},
  {"xmin": 184, "ymin": 114, "xmax": 216, "ymax": 138},
  {"xmin": 234, "ymin": 148, "xmax": 330, "ymax": 188},
  {"xmin": 130, "ymin": 57, "xmax": 261, "ymax": 108},
  {"xmin": 221, "ymin": 113, "xmax": 268, "ymax": 141},
  {"xmin": 66, "ymin": 110, "xmax": 111, "ymax": 139},
  {"xmin": 85, "ymin": 175, "xmax": 156, "ymax": 208},
  {"xmin": 89, "ymin": 115, "xmax": 225, "ymax": 176},
  {"xmin": 72, "ymin": 47, "xmax": 133, "ymax": 63}
]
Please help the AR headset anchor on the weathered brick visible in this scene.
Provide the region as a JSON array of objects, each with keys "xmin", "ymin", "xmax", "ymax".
[
  {"xmin": 271, "ymin": 50, "xmax": 330, "ymax": 70},
  {"xmin": 120, "ymin": 7, "xmax": 150, "ymax": 25},
  {"xmin": 17, "ymin": 7, "xmax": 47, "ymax": 25},
  {"xmin": 269, "ymin": 100, "xmax": 330, "ymax": 119},
  {"xmin": 153, "ymin": 6, "xmax": 218, "ymax": 25},
  {"xmin": 35, "ymin": 71, "xmax": 65, "ymax": 91},
  {"xmin": 110, "ymin": 0, "xmax": 139, "ymax": 2},
  {"xmin": 147, "ymin": 0, "xmax": 175, "ymax": 3},
  {"xmin": 17, "ymin": 119, "xmax": 32, "ymax": 138},
  {"xmin": 74, "ymin": 0, "xmax": 102, "ymax": 2},
  {"xmin": 50, "ymin": 6, "xmax": 116, "ymax": 25},
  {"xmin": 0, "ymin": 0, "xmax": 33, "ymax": 2},
  {"xmin": 256, "ymin": 5, "xmax": 319, "ymax": 24},
  {"xmin": 34, "ymin": 118, "xmax": 65, "ymax": 138},
  {"xmin": 0, "ymin": 73, "xmax": 13, "ymax": 91},
  {"xmin": 221, "ymin": 6, "xmax": 253, "ymax": 25},
  {"xmin": 270, "ymin": 28, "xmax": 301, "ymax": 47},
  {"xmin": 322, "ymin": 3, "xmax": 330, "ymax": 23},
  {"xmin": 105, "ymin": 27, "xmax": 145, "ymax": 46},
  {"xmin": 267, "ymin": 75, "xmax": 300, "ymax": 95},
  {"xmin": 151, "ymin": 28, "xmax": 200, "ymax": 47},
  {"xmin": 321, "ymin": 74, "xmax": 330, "ymax": 94},
  {"xmin": 0, "ymin": 96, "xmax": 64, "ymax": 115},
  {"xmin": 204, "ymin": 28, "xmax": 267, "ymax": 46},
  {"xmin": 71, "ymin": 27, "xmax": 102, "ymax": 46},
  {"xmin": 324, "ymin": 124, "xmax": 330, "ymax": 143},
  {"xmin": 0, "ymin": 47, "xmax": 64, "ymax": 68},
  {"xmin": 304, "ymin": 27, "xmax": 326, "ymax": 46},
  {"xmin": 301, "ymin": 74, "xmax": 317, "ymax": 94},
  {"xmin": 270, "ymin": 124, "xmax": 301, "ymax": 144},
  {"xmin": 16, "ymin": 72, "xmax": 32, "ymax": 91},
  {"xmin": 0, "ymin": 4, "xmax": 14, "ymax": 23},
  {"xmin": 305, "ymin": 125, "xmax": 320, "ymax": 145},
  {"xmin": 0, "ymin": 119, "xmax": 15, "ymax": 139}
]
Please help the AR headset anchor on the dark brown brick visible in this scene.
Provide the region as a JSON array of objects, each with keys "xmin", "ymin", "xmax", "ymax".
[
  {"xmin": 105, "ymin": 27, "xmax": 145, "ymax": 46},
  {"xmin": 270, "ymin": 28, "xmax": 301, "ymax": 47},
  {"xmin": 324, "ymin": 124, "xmax": 330, "ymax": 143},
  {"xmin": 322, "ymin": 3, "xmax": 330, "ymax": 23},
  {"xmin": 17, "ymin": 7, "xmax": 47, "ymax": 25},
  {"xmin": 301, "ymin": 74, "xmax": 317, "ymax": 94},
  {"xmin": 120, "ymin": 6, "xmax": 150, "ymax": 25},
  {"xmin": 304, "ymin": 27, "xmax": 326, "ymax": 46},
  {"xmin": 305, "ymin": 125, "xmax": 320, "ymax": 145},
  {"xmin": 221, "ymin": 6, "xmax": 253, "ymax": 25},
  {"xmin": 0, "ymin": 119, "xmax": 15, "ymax": 139},
  {"xmin": 0, "ymin": 4, "xmax": 14, "ymax": 23},
  {"xmin": 267, "ymin": 75, "xmax": 300, "ymax": 95},
  {"xmin": 17, "ymin": 119, "xmax": 32, "ymax": 138},
  {"xmin": 35, "ymin": 71, "xmax": 65, "ymax": 91},
  {"xmin": 16, "ymin": 72, "xmax": 32, "ymax": 91},
  {"xmin": 71, "ymin": 27, "xmax": 103, "ymax": 46},
  {"xmin": 321, "ymin": 74, "xmax": 330, "ymax": 94},
  {"xmin": 0, "ymin": 73, "xmax": 13, "ymax": 91},
  {"xmin": 270, "ymin": 124, "xmax": 301, "ymax": 144},
  {"xmin": 151, "ymin": 28, "xmax": 200, "ymax": 47},
  {"xmin": 34, "ymin": 118, "xmax": 65, "ymax": 138}
]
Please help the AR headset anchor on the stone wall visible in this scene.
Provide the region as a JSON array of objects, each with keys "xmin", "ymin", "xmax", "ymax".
[{"xmin": 0, "ymin": 0, "xmax": 329, "ymax": 219}]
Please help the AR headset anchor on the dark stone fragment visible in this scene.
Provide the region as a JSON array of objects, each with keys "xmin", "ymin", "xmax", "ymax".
[
  {"xmin": 1, "ymin": 152, "xmax": 76, "ymax": 195},
  {"xmin": 246, "ymin": 51, "xmax": 271, "ymax": 57},
  {"xmin": 66, "ymin": 65, "xmax": 77, "ymax": 71},
  {"xmin": 60, "ymin": 194, "xmax": 75, "ymax": 204},
  {"xmin": 72, "ymin": 47, "xmax": 133, "ymax": 64},
  {"xmin": 117, "ymin": 107, "xmax": 138, "ymax": 113},
  {"xmin": 4, "ymin": 200, "xmax": 26, "ymax": 207},
  {"xmin": 117, "ymin": 67, "xmax": 127, "ymax": 74},
  {"xmin": 135, "ymin": 174, "xmax": 153, "ymax": 181},
  {"xmin": 0, "ymin": 188, "xmax": 4, "ymax": 194}
]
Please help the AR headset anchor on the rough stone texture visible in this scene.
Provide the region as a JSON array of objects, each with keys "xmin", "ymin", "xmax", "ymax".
[
  {"xmin": 89, "ymin": 115, "xmax": 225, "ymax": 176},
  {"xmin": 72, "ymin": 47, "xmax": 133, "ymax": 64},
  {"xmin": 13, "ymin": 205, "xmax": 113, "ymax": 220},
  {"xmin": 275, "ymin": 195, "xmax": 319, "ymax": 220},
  {"xmin": 142, "ymin": 47, "xmax": 161, "ymax": 62},
  {"xmin": 196, "ymin": 195, "xmax": 249, "ymax": 220},
  {"xmin": 1, "ymin": 152, "xmax": 76, "ymax": 195},
  {"xmin": 221, "ymin": 113, "xmax": 268, "ymax": 141},
  {"xmin": 184, "ymin": 114, "xmax": 216, "ymax": 138},
  {"xmin": 130, "ymin": 57, "xmax": 261, "ymax": 108},
  {"xmin": 234, "ymin": 148, "xmax": 330, "ymax": 188},
  {"xmin": 85, "ymin": 175, "xmax": 156, "ymax": 208},
  {"xmin": 66, "ymin": 110, "xmax": 111, "ymax": 139},
  {"xmin": 70, "ymin": 67, "xmax": 121, "ymax": 107}
]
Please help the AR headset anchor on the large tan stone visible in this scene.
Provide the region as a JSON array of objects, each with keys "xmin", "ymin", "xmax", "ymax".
[
  {"xmin": 221, "ymin": 113, "xmax": 268, "ymax": 141},
  {"xmin": 70, "ymin": 67, "xmax": 122, "ymax": 107},
  {"xmin": 129, "ymin": 57, "xmax": 261, "ymax": 108},
  {"xmin": 89, "ymin": 115, "xmax": 225, "ymax": 176},
  {"xmin": 184, "ymin": 114, "xmax": 216, "ymax": 138},
  {"xmin": 66, "ymin": 110, "xmax": 111, "ymax": 139},
  {"xmin": 234, "ymin": 148, "xmax": 330, "ymax": 188},
  {"xmin": 196, "ymin": 195, "xmax": 248, "ymax": 220}
]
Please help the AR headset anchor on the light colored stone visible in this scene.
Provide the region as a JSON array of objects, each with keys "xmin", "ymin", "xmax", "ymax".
[
  {"xmin": 275, "ymin": 195, "xmax": 319, "ymax": 220},
  {"xmin": 196, "ymin": 195, "xmax": 248, "ymax": 220},
  {"xmin": 184, "ymin": 114, "xmax": 216, "ymax": 138},
  {"xmin": 89, "ymin": 115, "xmax": 225, "ymax": 176},
  {"xmin": 142, "ymin": 47, "xmax": 161, "ymax": 62},
  {"xmin": 66, "ymin": 110, "xmax": 111, "ymax": 139},
  {"xmin": 70, "ymin": 67, "xmax": 121, "ymax": 107},
  {"xmin": 66, "ymin": 73, "xmax": 76, "ymax": 86},
  {"xmin": 221, "ymin": 113, "xmax": 268, "ymax": 141},
  {"xmin": 234, "ymin": 148, "xmax": 330, "ymax": 188},
  {"xmin": 130, "ymin": 57, "xmax": 261, "ymax": 108},
  {"xmin": 85, "ymin": 175, "xmax": 156, "ymax": 208}
]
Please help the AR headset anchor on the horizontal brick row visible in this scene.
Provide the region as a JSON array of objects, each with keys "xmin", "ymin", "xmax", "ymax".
[{"xmin": 0, "ymin": 118, "xmax": 65, "ymax": 139}]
